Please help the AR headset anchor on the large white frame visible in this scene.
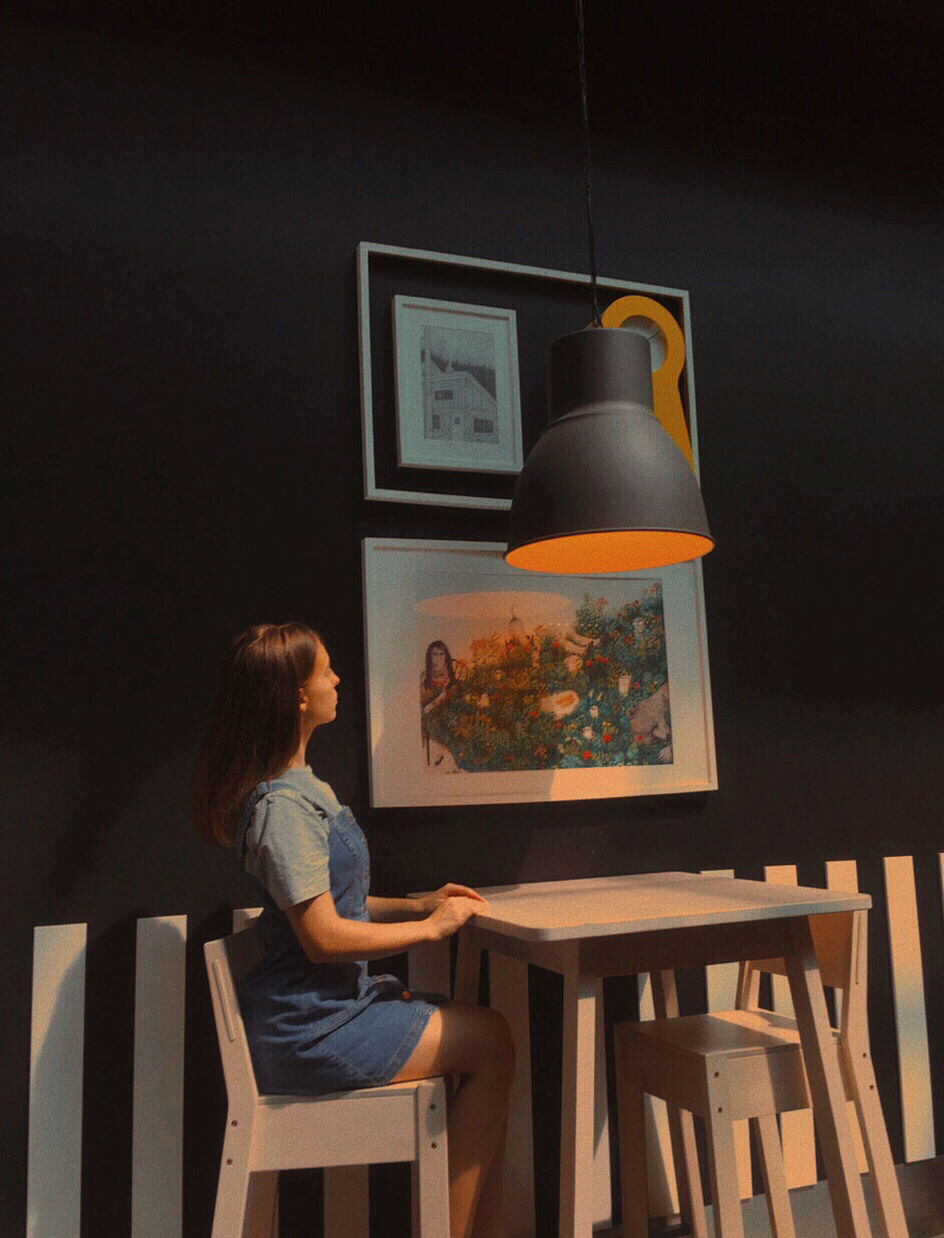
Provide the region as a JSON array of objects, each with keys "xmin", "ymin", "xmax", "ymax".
[
  {"xmin": 357, "ymin": 241, "xmax": 702, "ymax": 510},
  {"xmin": 362, "ymin": 538, "xmax": 717, "ymax": 807}
]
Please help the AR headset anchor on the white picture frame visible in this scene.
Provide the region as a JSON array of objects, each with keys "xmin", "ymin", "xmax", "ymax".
[
  {"xmin": 357, "ymin": 242, "xmax": 702, "ymax": 510},
  {"xmin": 362, "ymin": 538, "xmax": 717, "ymax": 808},
  {"xmin": 392, "ymin": 295, "xmax": 522, "ymax": 474}
]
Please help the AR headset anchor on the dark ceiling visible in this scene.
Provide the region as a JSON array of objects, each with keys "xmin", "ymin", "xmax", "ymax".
[{"xmin": 6, "ymin": 0, "xmax": 942, "ymax": 195}]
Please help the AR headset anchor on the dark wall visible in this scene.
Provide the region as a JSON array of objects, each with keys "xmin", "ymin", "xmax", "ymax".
[{"xmin": 4, "ymin": 9, "xmax": 942, "ymax": 1236}]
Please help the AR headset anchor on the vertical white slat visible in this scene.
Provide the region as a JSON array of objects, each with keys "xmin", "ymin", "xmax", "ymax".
[
  {"xmin": 637, "ymin": 973, "xmax": 680, "ymax": 1217},
  {"xmin": 233, "ymin": 906, "xmax": 262, "ymax": 933},
  {"xmin": 27, "ymin": 922, "xmax": 87, "ymax": 1238},
  {"xmin": 764, "ymin": 865, "xmax": 817, "ymax": 1188},
  {"xmin": 883, "ymin": 855, "xmax": 934, "ymax": 1162},
  {"xmin": 131, "ymin": 915, "xmax": 187, "ymax": 1238},
  {"xmin": 824, "ymin": 860, "xmax": 868, "ymax": 1174},
  {"xmin": 701, "ymin": 869, "xmax": 752, "ymax": 1198}
]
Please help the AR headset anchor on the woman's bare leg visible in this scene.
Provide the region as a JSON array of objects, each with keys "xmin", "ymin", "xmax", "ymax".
[{"xmin": 392, "ymin": 1002, "xmax": 514, "ymax": 1238}]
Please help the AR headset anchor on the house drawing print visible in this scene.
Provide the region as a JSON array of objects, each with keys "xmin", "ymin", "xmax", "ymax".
[{"xmin": 421, "ymin": 325, "xmax": 499, "ymax": 445}]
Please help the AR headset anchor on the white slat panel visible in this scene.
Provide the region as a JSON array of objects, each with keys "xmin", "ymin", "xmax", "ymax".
[
  {"xmin": 824, "ymin": 860, "xmax": 868, "ymax": 1174},
  {"xmin": 883, "ymin": 855, "xmax": 934, "ymax": 1162},
  {"xmin": 764, "ymin": 865, "xmax": 817, "ymax": 1188},
  {"xmin": 638, "ymin": 973, "xmax": 680, "ymax": 1217},
  {"xmin": 131, "ymin": 915, "xmax": 187, "ymax": 1238},
  {"xmin": 27, "ymin": 922, "xmax": 87, "ymax": 1238},
  {"xmin": 233, "ymin": 906, "xmax": 262, "ymax": 932},
  {"xmin": 701, "ymin": 868, "xmax": 752, "ymax": 1198}
]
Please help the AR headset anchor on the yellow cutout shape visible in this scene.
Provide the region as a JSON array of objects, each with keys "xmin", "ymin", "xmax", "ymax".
[{"xmin": 598, "ymin": 296, "xmax": 693, "ymax": 470}]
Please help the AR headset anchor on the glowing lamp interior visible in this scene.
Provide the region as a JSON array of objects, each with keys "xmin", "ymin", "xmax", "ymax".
[{"xmin": 504, "ymin": 530, "xmax": 715, "ymax": 575}]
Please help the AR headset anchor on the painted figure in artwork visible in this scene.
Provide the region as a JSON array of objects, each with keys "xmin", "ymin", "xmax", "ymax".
[{"xmin": 421, "ymin": 639, "xmax": 459, "ymax": 771}]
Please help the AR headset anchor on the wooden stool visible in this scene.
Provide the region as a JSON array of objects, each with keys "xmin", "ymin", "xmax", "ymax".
[
  {"xmin": 205, "ymin": 925, "xmax": 450, "ymax": 1238},
  {"xmin": 614, "ymin": 911, "xmax": 907, "ymax": 1238}
]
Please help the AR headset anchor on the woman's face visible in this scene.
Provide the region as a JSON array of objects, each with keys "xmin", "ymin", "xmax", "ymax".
[
  {"xmin": 300, "ymin": 643, "xmax": 340, "ymax": 730},
  {"xmin": 431, "ymin": 646, "xmax": 447, "ymax": 672}
]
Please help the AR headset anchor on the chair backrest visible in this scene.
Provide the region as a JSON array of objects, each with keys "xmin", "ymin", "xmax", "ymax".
[
  {"xmin": 204, "ymin": 924, "xmax": 264, "ymax": 1105},
  {"xmin": 739, "ymin": 910, "xmax": 868, "ymax": 1036}
]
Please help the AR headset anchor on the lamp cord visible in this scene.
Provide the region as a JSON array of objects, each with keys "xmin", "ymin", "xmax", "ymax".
[{"xmin": 576, "ymin": 0, "xmax": 602, "ymax": 328}]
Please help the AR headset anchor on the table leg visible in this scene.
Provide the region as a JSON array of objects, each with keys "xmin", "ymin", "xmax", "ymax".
[
  {"xmin": 559, "ymin": 964, "xmax": 598, "ymax": 1238},
  {"xmin": 592, "ymin": 978, "xmax": 613, "ymax": 1229},
  {"xmin": 490, "ymin": 954, "xmax": 536, "ymax": 1238},
  {"xmin": 453, "ymin": 931, "xmax": 481, "ymax": 1005},
  {"xmin": 785, "ymin": 917, "xmax": 871, "ymax": 1238},
  {"xmin": 408, "ymin": 939, "xmax": 451, "ymax": 1000}
]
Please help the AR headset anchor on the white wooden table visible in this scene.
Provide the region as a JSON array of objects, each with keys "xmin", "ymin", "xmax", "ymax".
[{"xmin": 412, "ymin": 871, "xmax": 873, "ymax": 1238}]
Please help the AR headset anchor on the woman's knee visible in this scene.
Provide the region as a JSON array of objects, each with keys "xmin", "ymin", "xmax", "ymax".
[{"xmin": 450, "ymin": 1003, "xmax": 515, "ymax": 1087}]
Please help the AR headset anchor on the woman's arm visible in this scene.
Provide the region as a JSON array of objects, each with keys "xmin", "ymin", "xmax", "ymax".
[
  {"xmin": 366, "ymin": 895, "xmax": 427, "ymax": 922},
  {"xmin": 286, "ymin": 887, "xmax": 485, "ymax": 963},
  {"xmin": 367, "ymin": 884, "xmax": 486, "ymax": 923}
]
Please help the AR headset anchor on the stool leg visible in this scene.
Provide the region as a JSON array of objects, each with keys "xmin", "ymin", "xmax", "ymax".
[
  {"xmin": 704, "ymin": 1071, "xmax": 744, "ymax": 1238},
  {"xmin": 615, "ymin": 1056, "xmax": 650, "ymax": 1238},
  {"xmin": 652, "ymin": 970, "xmax": 707, "ymax": 1238},
  {"xmin": 666, "ymin": 1107, "xmax": 708, "ymax": 1238},
  {"xmin": 751, "ymin": 1116, "xmax": 796, "ymax": 1238}
]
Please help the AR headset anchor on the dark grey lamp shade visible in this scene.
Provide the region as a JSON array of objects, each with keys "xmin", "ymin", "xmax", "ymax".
[{"xmin": 504, "ymin": 328, "xmax": 715, "ymax": 574}]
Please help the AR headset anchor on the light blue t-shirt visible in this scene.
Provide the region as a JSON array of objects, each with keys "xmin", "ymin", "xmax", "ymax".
[{"xmin": 239, "ymin": 767, "xmax": 344, "ymax": 910}]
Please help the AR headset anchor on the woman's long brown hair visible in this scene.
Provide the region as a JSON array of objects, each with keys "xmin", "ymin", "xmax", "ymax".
[{"xmin": 193, "ymin": 622, "xmax": 321, "ymax": 846}]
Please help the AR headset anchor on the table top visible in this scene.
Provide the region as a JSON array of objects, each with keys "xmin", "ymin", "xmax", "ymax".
[{"xmin": 466, "ymin": 871, "xmax": 870, "ymax": 942}]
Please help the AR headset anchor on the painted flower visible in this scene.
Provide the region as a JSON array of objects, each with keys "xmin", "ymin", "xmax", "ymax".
[
  {"xmin": 602, "ymin": 733, "xmax": 612, "ymax": 743},
  {"xmin": 583, "ymin": 750, "xmax": 593, "ymax": 761}
]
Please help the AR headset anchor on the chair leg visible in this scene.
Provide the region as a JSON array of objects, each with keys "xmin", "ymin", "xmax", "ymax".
[
  {"xmin": 751, "ymin": 1115, "xmax": 796, "ymax": 1238},
  {"xmin": 324, "ymin": 1165, "xmax": 369, "ymax": 1238},
  {"xmin": 413, "ymin": 1077, "xmax": 450, "ymax": 1238},
  {"xmin": 615, "ymin": 1060, "xmax": 650, "ymax": 1238},
  {"xmin": 244, "ymin": 1171, "xmax": 279, "ymax": 1238},
  {"xmin": 210, "ymin": 1134, "xmax": 253, "ymax": 1238},
  {"xmin": 842, "ymin": 1045, "xmax": 909, "ymax": 1238}
]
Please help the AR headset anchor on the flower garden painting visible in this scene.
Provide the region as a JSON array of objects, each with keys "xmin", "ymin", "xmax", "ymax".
[
  {"xmin": 419, "ymin": 587, "xmax": 672, "ymax": 775},
  {"xmin": 363, "ymin": 539, "xmax": 716, "ymax": 807}
]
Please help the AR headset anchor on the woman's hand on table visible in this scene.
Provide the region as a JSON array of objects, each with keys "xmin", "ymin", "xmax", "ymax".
[
  {"xmin": 419, "ymin": 883, "xmax": 488, "ymax": 915},
  {"xmin": 423, "ymin": 884, "xmax": 489, "ymax": 940}
]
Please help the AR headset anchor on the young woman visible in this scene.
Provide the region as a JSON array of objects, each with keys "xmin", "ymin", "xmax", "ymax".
[{"xmin": 194, "ymin": 622, "xmax": 513, "ymax": 1238}]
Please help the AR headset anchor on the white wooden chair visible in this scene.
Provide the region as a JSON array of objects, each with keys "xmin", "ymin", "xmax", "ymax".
[
  {"xmin": 204, "ymin": 925, "xmax": 450, "ymax": 1238},
  {"xmin": 614, "ymin": 910, "xmax": 908, "ymax": 1238}
]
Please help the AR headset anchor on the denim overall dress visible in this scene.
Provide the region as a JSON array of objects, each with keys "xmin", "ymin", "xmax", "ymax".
[{"xmin": 237, "ymin": 777, "xmax": 439, "ymax": 1095}]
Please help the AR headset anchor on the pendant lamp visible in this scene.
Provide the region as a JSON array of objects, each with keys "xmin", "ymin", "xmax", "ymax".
[{"xmin": 504, "ymin": 2, "xmax": 715, "ymax": 575}]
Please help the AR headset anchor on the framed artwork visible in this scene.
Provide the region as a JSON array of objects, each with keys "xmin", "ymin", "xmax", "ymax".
[
  {"xmin": 362, "ymin": 538, "xmax": 717, "ymax": 807},
  {"xmin": 392, "ymin": 295, "xmax": 522, "ymax": 474},
  {"xmin": 357, "ymin": 241, "xmax": 703, "ymax": 510}
]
